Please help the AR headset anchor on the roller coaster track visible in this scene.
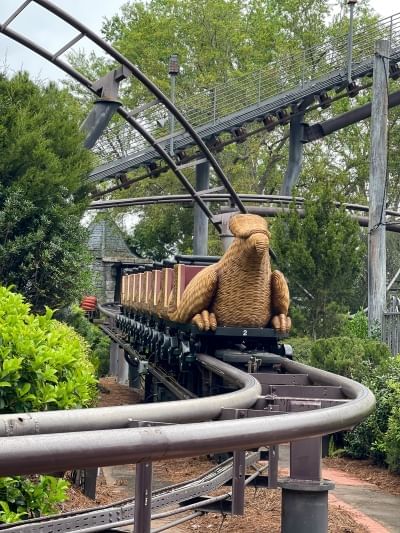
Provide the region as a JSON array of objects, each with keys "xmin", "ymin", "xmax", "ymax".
[
  {"xmin": 89, "ymin": 12, "xmax": 400, "ymax": 182},
  {"xmin": 1, "ymin": 2, "xmax": 400, "ymax": 192},
  {"xmin": 0, "ymin": 304, "xmax": 375, "ymax": 532},
  {"xmin": 0, "ymin": 0, "xmax": 248, "ymax": 223},
  {"xmin": 0, "ymin": 4, "xmax": 378, "ymax": 530}
]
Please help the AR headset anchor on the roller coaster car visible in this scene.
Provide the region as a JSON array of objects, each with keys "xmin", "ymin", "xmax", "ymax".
[{"xmin": 119, "ymin": 252, "xmax": 292, "ymax": 374}]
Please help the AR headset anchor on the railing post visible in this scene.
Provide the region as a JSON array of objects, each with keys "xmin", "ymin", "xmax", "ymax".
[
  {"xmin": 134, "ymin": 461, "xmax": 153, "ymax": 533},
  {"xmin": 213, "ymin": 87, "xmax": 217, "ymax": 124},
  {"xmin": 231, "ymin": 449, "xmax": 246, "ymax": 515}
]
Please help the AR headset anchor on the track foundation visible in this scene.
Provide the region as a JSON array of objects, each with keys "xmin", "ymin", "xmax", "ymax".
[{"xmin": 280, "ymin": 478, "xmax": 334, "ymax": 533}]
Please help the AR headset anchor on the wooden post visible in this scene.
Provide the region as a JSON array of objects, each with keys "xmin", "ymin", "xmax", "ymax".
[{"xmin": 368, "ymin": 39, "xmax": 389, "ymax": 336}]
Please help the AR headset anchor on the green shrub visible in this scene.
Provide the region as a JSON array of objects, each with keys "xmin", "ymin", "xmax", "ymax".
[
  {"xmin": 0, "ymin": 286, "xmax": 98, "ymax": 522},
  {"xmin": 309, "ymin": 336, "xmax": 390, "ymax": 381},
  {"xmin": 288, "ymin": 337, "xmax": 314, "ymax": 364},
  {"xmin": 60, "ymin": 306, "xmax": 110, "ymax": 377},
  {"xmin": 343, "ymin": 355, "xmax": 400, "ymax": 470},
  {"xmin": 341, "ymin": 310, "xmax": 369, "ymax": 339},
  {"xmin": 0, "ymin": 287, "xmax": 97, "ymax": 412},
  {"xmin": 384, "ymin": 379, "xmax": 400, "ymax": 473},
  {"xmin": 0, "ymin": 476, "xmax": 69, "ymax": 523}
]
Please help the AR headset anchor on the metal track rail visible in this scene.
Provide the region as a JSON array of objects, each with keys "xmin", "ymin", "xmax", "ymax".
[
  {"xmin": 0, "ymin": 353, "xmax": 261, "ymax": 436},
  {"xmin": 0, "ymin": 453, "xmax": 262, "ymax": 533},
  {"xmin": 0, "ymin": 306, "xmax": 375, "ymax": 532},
  {"xmin": 88, "ymin": 193, "xmax": 400, "ymax": 218},
  {"xmin": 89, "ymin": 46, "xmax": 400, "ymax": 182},
  {"xmin": 0, "ymin": 363, "xmax": 374, "ymax": 477}
]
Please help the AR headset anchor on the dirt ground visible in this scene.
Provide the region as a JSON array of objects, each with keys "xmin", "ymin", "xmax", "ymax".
[{"xmin": 60, "ymin": 377, "xmax": 399, "ymax": 532}]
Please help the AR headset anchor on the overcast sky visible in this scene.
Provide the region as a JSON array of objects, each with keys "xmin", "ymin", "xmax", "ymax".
[{"xmin": 0, "ymin": 0, "xmax": 398, "ymax": 82}]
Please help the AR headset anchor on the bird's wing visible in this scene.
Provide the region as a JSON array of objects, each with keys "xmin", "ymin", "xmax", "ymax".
[
  {"xmin": 270, "ymin": 270, "xmax": 290, "ymax": 315},
  {"xmin": 169, "ymin": 265, "xmax": 218, "ymax": 323}
]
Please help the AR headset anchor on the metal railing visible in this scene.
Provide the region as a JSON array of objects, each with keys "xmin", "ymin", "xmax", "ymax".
[
  {"xmin": 93, "ymin": 12, "xmax": 400, "ymax": 163},
  {"xmin": 383, "ymin": 311, "xmax": 400, "ymax": 355},
  {"xmin": 0, "ymin": 357, "xmax": 374, "ymax": 476}
]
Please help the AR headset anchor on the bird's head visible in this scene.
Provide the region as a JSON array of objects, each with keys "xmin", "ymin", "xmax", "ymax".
[{"xmin": 229, "ymin": 214, "xmax": 270, "ymax": 257}]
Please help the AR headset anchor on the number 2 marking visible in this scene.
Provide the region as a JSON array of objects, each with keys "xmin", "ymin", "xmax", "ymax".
[{"xmin": 242, "ymin": 329, "xmax": 248, "ymax": 336}]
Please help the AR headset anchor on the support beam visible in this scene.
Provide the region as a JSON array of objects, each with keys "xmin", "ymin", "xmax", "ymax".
[
  {"xmin": 213, "ymin": 213, "xmax": 234, "ymax": 251},
  {"xmin": 81, "ymin": 100, "xmax": 121, "ymax": 149},
  {"xmin": 193, "ymin": 161, "xmax": 210, "ymax": 255},
  {"xmin": 303, "ymin": 90, "xmax": 400, "ymax": 143},
  {"xmin": 81, "ymin": 67, "xmax": 130, "ymax": 149},
  {"xmin": 368, "ymin": 39, "xmax": 389, "ymax": 336},
  {"xmin": 281, "ymin": 110, "xmax": 305, "ymax": 195},
  {"xmin": 134, "ymin": 462, "xmax": 152, "ymax": 533}
]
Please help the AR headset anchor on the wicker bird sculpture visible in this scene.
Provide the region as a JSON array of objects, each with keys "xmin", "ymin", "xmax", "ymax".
[{"xmin": 168, "ymin": 214, "xmax": 291, "ymax": 333}]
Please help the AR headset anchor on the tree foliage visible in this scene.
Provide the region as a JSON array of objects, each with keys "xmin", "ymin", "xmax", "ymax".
[
  {"xmin": 71, "ymin": 0, "xmax": 353, "ymax": 260},
  {"xmin": 0, "ymin": 73, "xmax": 94, "ymax": 311},
  {"xmin": 272, "ymin": 186, "xmax": 366, "ymax": 337}
]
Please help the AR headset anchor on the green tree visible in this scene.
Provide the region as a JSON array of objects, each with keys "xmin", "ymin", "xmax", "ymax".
[
  {"xmin": 69, "ymin": 0, "xmax": 344, "ymax": 258},
  {"xmin": 272, "ymin": 186, "xmax": 366, "ymax": 337},
  {"xmin": 70, "ymin": 0, "xmax": 382, "ymax": 272},
  {"xmin": 0, "ymin": 72, "xmax": 94, "ymax": 311}
]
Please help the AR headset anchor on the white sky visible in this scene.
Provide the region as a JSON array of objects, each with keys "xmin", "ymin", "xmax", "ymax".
[{"xmin": 0, "ymin": 0, "xmax": 398, "ymax": 82}]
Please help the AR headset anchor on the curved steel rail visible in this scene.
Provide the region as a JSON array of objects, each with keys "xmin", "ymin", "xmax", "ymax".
[
  {"xmin": 0, "ymin": 356, "xmax": 374, "ymax": 476},
  {"xmin": 0, "ymin": 353, "xmax": 261, "ymax": 437},
  {"xmin": 88, "ymin": 193, "xmax": 400, "ymax": 232},
  {"xmin": 89, "ymin": 193, "xmax": 400, "ymax": 217}
]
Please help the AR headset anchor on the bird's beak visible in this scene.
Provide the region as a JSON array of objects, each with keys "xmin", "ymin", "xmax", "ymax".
[{"xmin": 248, "ymin": 232, "xmax": 269, "ymax": 256}]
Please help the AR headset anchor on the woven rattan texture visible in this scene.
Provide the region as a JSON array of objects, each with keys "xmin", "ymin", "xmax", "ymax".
[{"xmin": 168, "ymin": 214, "xmax": 290, "ymax": 331}]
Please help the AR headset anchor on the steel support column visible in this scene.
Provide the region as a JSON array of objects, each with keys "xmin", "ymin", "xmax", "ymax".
[
  {"xmin": 368, "ymin": 39, "xmax": 389, "ymax": 335},
  {"xmin": 280, "ymin": 401, "xmax": 334, "ymax": 533},
  {"xmin": 109, "ymin": 342, "xmax": 119, "ymax": 376},
  {"xmin": 134, "ymin": 462, "xmax": 153, "ymax": 533},
  {"xmin": 281, "ymin": 111, "xmax": 305, "ymax": 195},
  {"xmin": 81, "ymin": 100, "xmax": 121, "ymax": 149},
  {"xmin": 232, "ymin": 449, "xmax": 246, "ymax": 515},
  {"xmin": 193, "ymin": 161, "xmax": 210, "ymax": 255},
  {"xmin": 117, "ymin": 349, "xmax": 129, "ymax": 386}
]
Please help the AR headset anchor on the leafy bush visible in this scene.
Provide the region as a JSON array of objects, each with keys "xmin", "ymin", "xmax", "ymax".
[
  {"xmin": 0, "ymin": 286, "xmax": 97, "ymax": 412},
  {"xmin": 309, "ymin": 336, "xmax": 390, "ymax": 381},
  {"xmin": 384, "ymin": 379, "xmax": 400, "ymax": 473},
  {"xmin": 0, "ymin": 476, "xmax": 68, "ymax": 523},
  {"xmin": 0, "ymin": 286, "xmax": 98, "ymax": 522},
  {"xmin": 59, "ymin": 306, "xmax": 110, "ymax": 377},
  {"xmin": 343, "ymin": 355, "xmax": 400, "ymax": 471},
  {"xmin": 341, "ymin": 310, "xmax": 369, "ymax": 339},
  {"xmin": 289, "ymin": 337, "xmax": 314, "ymax": 364}
]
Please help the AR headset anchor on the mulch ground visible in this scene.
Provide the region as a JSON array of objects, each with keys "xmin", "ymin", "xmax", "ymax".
[{"xmin": 59, "ymin": 377, "xmax": 399, "ymax": 532}]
